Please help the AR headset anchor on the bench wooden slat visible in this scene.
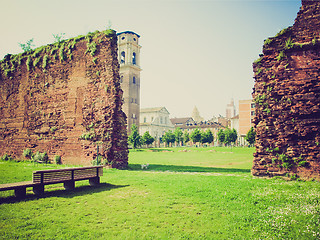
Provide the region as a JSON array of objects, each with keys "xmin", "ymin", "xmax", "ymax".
[{"xmin": 0, "ymin": 181, "xmax": 35, "ymax": 191}]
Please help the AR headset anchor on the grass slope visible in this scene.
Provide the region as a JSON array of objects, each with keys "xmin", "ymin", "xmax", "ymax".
[{"xmin": 0, "ymin": 147, "xmax": 319, "ymax": 239}]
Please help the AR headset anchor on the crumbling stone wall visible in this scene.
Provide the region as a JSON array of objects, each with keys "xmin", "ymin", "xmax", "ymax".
[
  {"xmin": 0, "ymin": 30, "xmax": 128, "ymax": 168},
  {"xmin": 252, "ymin": 0, "xmax": 320, "ymax": 180}
]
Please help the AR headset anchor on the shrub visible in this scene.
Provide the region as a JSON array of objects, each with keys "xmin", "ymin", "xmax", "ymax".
[
  {"xmin": 0, "ymin": 154, "xmax": 14, "ymax": 161},
  {"xmin": 42, "ymin": 55, "xmax": 49, "ymax": 69},
  {"xmin": 50, "ymin": 126, "xmax": 58, "ymax": 133},
  {"xmin": 23, "ymin": 148, "xmax": 33, "ymax": 159},
  {"xmin": 86, "ymin": 42, "xmax": 97, "ymax": 56},
  {"xmin": 92, "ymin": 155, "xmax": 103, "ymax": 166},
  {"xmin": 285, "ymin": 37, "xmax": 294, "ymax": 50},
  {"xmin": 276, "ymin": 51, "xmax": 286, "ymax": 61},
  {"xmin": 32, "ymin": 151, "xmax": 50, "ymax": 164},
  {"xmin": 54, "ymin": 155, "xmax": 62, "ymax": 164},
  {"xmin": 278, "ymin": 153, "xmax": 292, "ymax": 169}
]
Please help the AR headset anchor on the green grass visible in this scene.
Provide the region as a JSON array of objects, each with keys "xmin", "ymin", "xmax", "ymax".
[{"xmin": 0, "ymin": 147, "xmax": 320, "ymax": 239}]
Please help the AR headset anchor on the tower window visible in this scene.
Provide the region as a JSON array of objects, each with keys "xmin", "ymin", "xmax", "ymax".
[
  {"xmin": 120, "ymin": 75, "xmax": 123, "ymax": 83},
  {"xmin": 122, "ymin": 37, "xmax": 125, "ymax": 40},
  {"xmin": 132, "ymin": 52, "xmax": 136, "ymax": 65},
  {"xmin": 133, "ymin": 38, "xmax": 136, "ymax": 41},
  {"xmin": 133, "ymin": 76, "xmax": 136, "ymax": 84},
  {"xmin": 121, "ymin": 51, "xmax": 125, "ymax": 64},
  {"xmin": 144, "ymin": 117, "xmax": 147, "ymax": 123}
]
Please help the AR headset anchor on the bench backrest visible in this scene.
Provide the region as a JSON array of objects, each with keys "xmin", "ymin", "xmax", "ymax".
[{"xmin": 33, "ymin": 166, "xmax": 103, "ymax": 184}]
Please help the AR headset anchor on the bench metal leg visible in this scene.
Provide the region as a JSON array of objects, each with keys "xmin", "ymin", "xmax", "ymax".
[
  {"xmin": 15, "ymin": 187, "xmax": 26, "ymax": 198},
  {"xmin": 64, "ymin": 180, "xmax": 75, "ymax": 190},
  {"xmin": 89, "ymin": 177, "xmax": 100, "ymax": 186},
  {"xmin": 33, "ymin": 185, "xmax": 44, "ymax": 196}
]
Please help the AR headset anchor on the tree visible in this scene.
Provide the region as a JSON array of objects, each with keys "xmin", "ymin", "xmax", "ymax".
[
  {"xmin": 205, "ymin": 129, "xmax": 214, "ymax": 144},
  {"xmin": 19, "ymin": 38, "xmax": 34, "ymax": 52},
  {"xmin": 224, "ymin": 128, "xmax": 232, "ymax": 146},
  {"xmin": 231, "ymin": 128, "xmax": 238, "ymax": 145},
  {"xmin": 162, "ymin": 130, "xmax": 175, "ymax": 146},
  {"xmin": 190, "ymin": 128, "xmax": 201, "ymax": 144},
  {"xmin": 128, "ymin": 124, "xmax": 141, "ymax": 149},
  {"xmin": 217, "ymin": 129, "xmax": 225, "ymax": 145},
  {"xmin": 174, "ymin": 128, "xmax": 183, "ymax": 146},
  {"xmin": 245, "ymin": 127, "xmax": 256, "ymax": 146},
  {"xmin": 183, "ymin": 131, "xmax": 190, "ymax": 144},
  {"xmin": 200, "ymin": 130, "xmax": 207, "ymax": 144},
  {"xmin": 142, "ymin": 131, "xmax": 154, "ymax": 147},
  {"xmin": 224, "ymin": 128, "xmax": 237, "ymax": 146}
]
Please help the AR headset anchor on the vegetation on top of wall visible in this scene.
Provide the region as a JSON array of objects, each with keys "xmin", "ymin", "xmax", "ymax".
[{"xmin": 0, "ymin": 29, "xmax": 116, "ymax": 81}]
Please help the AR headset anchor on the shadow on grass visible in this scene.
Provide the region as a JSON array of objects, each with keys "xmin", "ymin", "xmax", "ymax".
[
  {"xmin": 131, "ymin": 148, "xmax": 172, "ymax": 152},
  {"xmin": 128, "ymin": 164, "xmax": 251, "ymax": 173},
  {"xmin": 0, "ymin": 183, "xmax": 129, "ymax": 204}
]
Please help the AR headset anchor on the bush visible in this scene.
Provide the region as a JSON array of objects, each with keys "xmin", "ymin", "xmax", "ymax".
[
  {"xmin": 92, "ymin": 155, "xmax": 104, "ymax": 166},
  {"xmin": 32, "ymin": 151, "xmax": 50, "ymax": 164},
  {"xmin": 54, "ymin": 155, "xmax": 62, "ymax": 164},
  {"xmin": 23, "ymin": 149, "xmax": 33, "ymax": 159},
  {"xmin": 0, "ymin": 154, "xmax": 14, "ymax": 161}
]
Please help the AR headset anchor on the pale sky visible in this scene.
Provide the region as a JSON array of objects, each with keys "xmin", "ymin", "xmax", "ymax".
[{"xmin": 0, "ymin": 0, "xmax": 301, "ymax": 119}]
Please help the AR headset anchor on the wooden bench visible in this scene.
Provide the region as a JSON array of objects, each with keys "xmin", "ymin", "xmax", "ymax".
[{"xmin": 0, "ymin": 166, "xmax": 103, "ymax": 198}]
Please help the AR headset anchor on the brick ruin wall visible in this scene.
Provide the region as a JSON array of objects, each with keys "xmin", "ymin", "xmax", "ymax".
[
  {"xmin": 252, "ymin": 0, "xmax": 320, "ymax": 180},
  {"xmin": 0, "ymin": 30, "xmax": 128, "ymax": 168}
]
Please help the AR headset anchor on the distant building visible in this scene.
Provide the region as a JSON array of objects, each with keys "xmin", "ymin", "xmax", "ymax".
[
  {"xmin": 217, "ymin": 115, "xmax": 230, "ymax": 128},
  {"xmin": 230, "ymin": 114, "xmax": 240, "ymax": 143},
  {"xmin": 191, "ymin": 106, "xmax": 204, "ymax": 122},
  {"xmin": 170, "ymin": 117, "xmax": 225, "ymax": 143},
  {"xmin": 230, "ymin": 114, "xmax": 239, "ymax": 132},
  {"xmin": 170, "ymin": 117, "xmax": 195, "ymax": 128},
  {"xmin": 117, "ymin": 31, "xmax": 141, "ymax": 132},
  {"xmin": 226, "ymin": 99, "xmax": 236, "ymax": 119},
  {"xmin": 140, "ymin": 107, "xmax": 175, "ymax": 139},
  {"xmin": 239, "ymin": 99, "xmax": 255, "ymax": 144}
]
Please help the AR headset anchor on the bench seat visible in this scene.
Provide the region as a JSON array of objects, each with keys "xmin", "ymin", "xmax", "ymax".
[{"xmin": 0, "ymin": 166, "xmax": 103, "ymax": 198}]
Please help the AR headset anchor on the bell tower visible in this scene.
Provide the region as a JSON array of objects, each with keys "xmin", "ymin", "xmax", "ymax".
[{"xmin": 117, "ymin": 31, "xmax": 141, "ymax": 132}]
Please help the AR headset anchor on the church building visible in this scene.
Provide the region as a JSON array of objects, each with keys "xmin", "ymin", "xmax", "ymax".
[{"xmin": 117, "ymin": 31, "xmax": 141, "ymax": 132}]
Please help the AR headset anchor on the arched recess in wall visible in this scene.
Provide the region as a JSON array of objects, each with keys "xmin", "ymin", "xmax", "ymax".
[
  {"xmin": 121, "ymin": 51, "xmax": 125, "ymax": 64},
  {"xmin": 132, "ymin": 52, "xmax": 136, "ymax": 65}
]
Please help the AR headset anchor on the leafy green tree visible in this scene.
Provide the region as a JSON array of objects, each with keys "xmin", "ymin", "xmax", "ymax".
[
  {"xmin": 19, "ymin": 38, "xmax": 34, "ymax": 52},
  {"xmin": 128, "ymin": 124, "xmax": 141, "ymax": 149},
  {"xmin": 224, "ymin": 128, "xmax": 232, "ymax": 146},
  {"xmin": 174, "ymin": 128, "xmax": 183, "ymax": 146},
  {"xmin": 217, "ymin": 129, "xmax": 225, "ymax": 145},
  {"xmin": 224, "ymin": 128, "xmax": 237, "ymax": 146},
  {"xmin": 205, "ymin": 129, "xmax": 214, "ymax": 144},
  {"xmin": 162, "ymin": 130, "xmax": 175, "ymax": 146},
  {"xmin": 142, "ymin": 131, "xmax": 154, "ymax": 147},
  {"xmin": 200, "ymin": 130, "xmax": 207, "ymax": 144},
  {"xmin": 190, "ymin": 128, "xmax": 201, "ymax": 144},
  {"xmin": 231, "ymin": 128, "xmax": 238, "ymax": 145},
  {"xmin": 245, "ymin": 127, "xmax": 256, "ymax": 146},
  {"xmin": 183, "ymin": 131, "xmax": 190, "ymax": 144}
]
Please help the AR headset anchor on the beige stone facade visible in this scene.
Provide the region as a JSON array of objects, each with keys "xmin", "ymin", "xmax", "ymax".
[
  {"xmin": 239, "ymin": 99, "xmax": 255, "ymax": 137},
  {"xmin": 140, "ymin": 107, "xmax": 175, "ymax": 140},
  {"xmin": 117, "ymin": 31, "xmax": 141, "ymax": 132}
]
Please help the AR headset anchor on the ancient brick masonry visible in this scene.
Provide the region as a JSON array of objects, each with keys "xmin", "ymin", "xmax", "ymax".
[
  {"xmin": 252, "ymin": 0, "xmax": 320, "ymax": 180},
  {"xmin": 0, "ymin": 30, "xmax": 128, "ymax": 168}
]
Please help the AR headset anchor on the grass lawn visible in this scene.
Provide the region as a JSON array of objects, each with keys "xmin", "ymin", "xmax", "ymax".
[{"xmin": 0, "ymin": 147, "xmax": 320, "ymax": 239}]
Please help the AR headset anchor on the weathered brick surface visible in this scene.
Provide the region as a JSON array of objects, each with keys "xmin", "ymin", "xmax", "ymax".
[
  {"xmin": 252, "ymin": 0, "xmax": 320, "ymax": 180},
  {"xmin": 0, "ymin": 31, "xmax": 128, "ymax": 168}
]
